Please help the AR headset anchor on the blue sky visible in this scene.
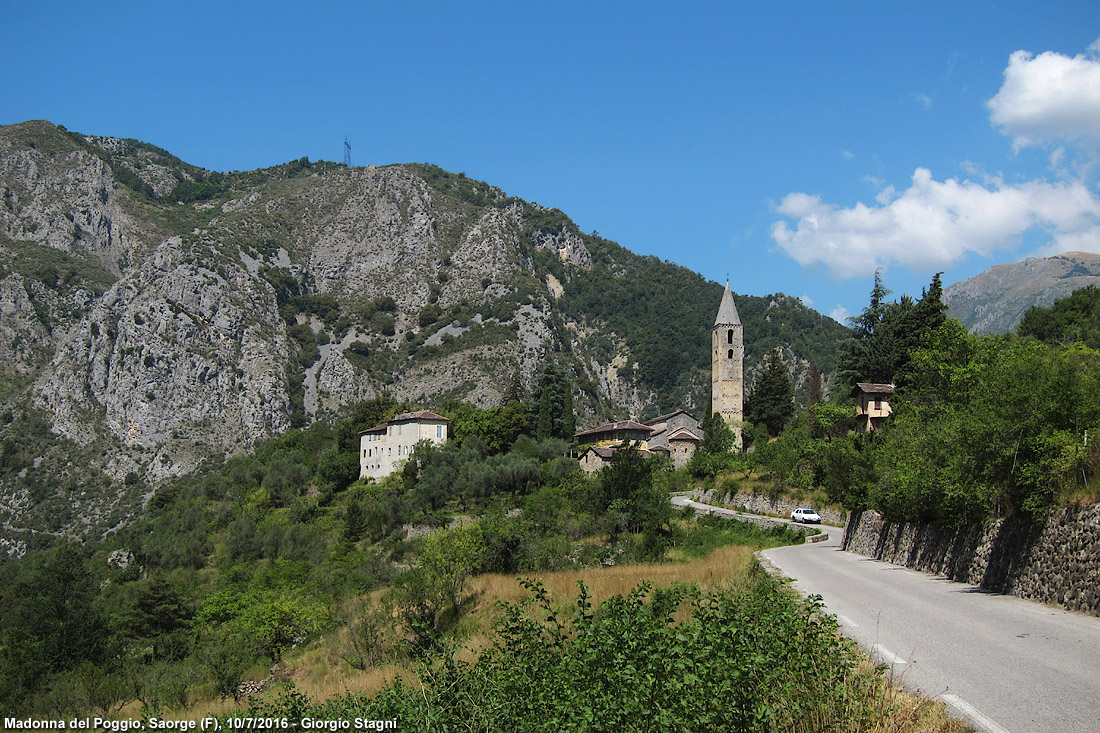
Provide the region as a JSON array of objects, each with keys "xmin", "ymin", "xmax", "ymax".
[{"xmin": 4, "ymin": 1, "xmax": 1100, "ymax": 322}]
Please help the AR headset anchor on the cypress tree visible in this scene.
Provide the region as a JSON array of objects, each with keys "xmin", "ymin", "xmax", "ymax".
[
  {"xmin": 535, "ymin": 363, "xmax": 575, "ymax": 441},
  {"xmin": 745, "ymin": 348, "xmax": 795, "ymax": 436}
]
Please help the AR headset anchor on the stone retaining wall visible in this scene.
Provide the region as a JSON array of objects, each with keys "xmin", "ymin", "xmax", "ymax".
[
  {"xmin": 843, "ymin": 504, "xmax": 1100, "ymax": 616},
  {"xmin": 691, "ymin": 488, "xmax": 847, "ymax": 526}
]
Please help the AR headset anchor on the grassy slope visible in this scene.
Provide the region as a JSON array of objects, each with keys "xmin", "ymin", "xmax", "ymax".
[{"xmin": 110, "ymin": 523, "xmax": 968, "ymax": 732}]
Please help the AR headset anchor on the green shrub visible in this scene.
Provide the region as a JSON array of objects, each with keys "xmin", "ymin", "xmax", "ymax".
[{"xmin": 242, "ymin": 574, "xmax": 867, "ymax": 731}]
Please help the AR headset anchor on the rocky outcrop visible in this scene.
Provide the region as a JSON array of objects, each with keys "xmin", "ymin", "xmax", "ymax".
[
  {"xmin": 0, "ymin": 122, "xmax": 149, "ymax": 274},
  {"xmin": 843, "ymin": 505, "xmax": 1100, "ymax": 616},
  {"xmin": 32, "ymin": 236, "xmax": 294, "ymax": 480}
]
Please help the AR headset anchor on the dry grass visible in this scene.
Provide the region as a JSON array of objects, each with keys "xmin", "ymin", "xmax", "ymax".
[
  {"xmin": 119, "ymin": 541, "xmax": 971, "ymax": 731},
  {"xmin": 468, "ymin": 541, "xmax": 757, "ymax": 609},
  {"xmin": 174, "ymin": 544, "xmax": 757, "ymax": 718},
  {"xmin": 811, "ymin": 659, "xmax": 975, "ymax": 733}
]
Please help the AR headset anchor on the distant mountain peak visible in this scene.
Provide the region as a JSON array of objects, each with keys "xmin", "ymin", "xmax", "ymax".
[{"xmin": 944, "ymin": 252, "xmax": 1100, "ymax": 334}]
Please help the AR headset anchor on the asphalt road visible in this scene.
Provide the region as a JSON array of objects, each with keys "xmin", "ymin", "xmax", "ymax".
[
  {"xmin": 670, "ymin": 496, "xmax": 1100, "ymax": 731},
  {"xmin": 756, "ymin": 519, "xmax": 1100, "ymax": 732}
]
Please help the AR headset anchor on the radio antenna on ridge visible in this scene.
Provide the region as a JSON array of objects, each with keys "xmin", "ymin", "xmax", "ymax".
[{"xmin": 343, "ymin": 136, "xmax": 352, "ymax": 167}]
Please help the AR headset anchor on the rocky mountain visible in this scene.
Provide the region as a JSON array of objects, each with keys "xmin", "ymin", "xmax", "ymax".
[
  {"xmin": 944, "ymin": 252, "xmax": 1100, "ymax": 335},
  {"xmin": 0, "ymin": 120, "xmax": 847, "ymax": 547}
]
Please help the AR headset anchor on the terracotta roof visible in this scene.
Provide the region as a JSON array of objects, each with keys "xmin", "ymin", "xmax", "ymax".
[
  {"xmin": 574, "ymin": 420, "xmax": 655, "ymax": 439},
  {"xmin": 854, "ymin": 383, "xmax": 895, "ymax": 395}
]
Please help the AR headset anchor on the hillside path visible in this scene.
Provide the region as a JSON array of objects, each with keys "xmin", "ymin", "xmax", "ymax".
[{"xmin": 759, "ymin": 526, "xmax": 1100, "ymax": 733}]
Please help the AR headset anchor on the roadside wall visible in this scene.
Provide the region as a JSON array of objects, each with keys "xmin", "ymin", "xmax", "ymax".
[
  {"xmin": 843, "ymin": 504, "xmax": 1100, "ymax": 616},
  {"xmin": 691, "ymin": 488, "xmax": 848, "ymax": 526}
]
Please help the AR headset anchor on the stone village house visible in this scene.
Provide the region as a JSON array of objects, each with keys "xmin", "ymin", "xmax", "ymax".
[{"xmin": 575, "ymin": 412, "xmax": 704, "ymax": 473}]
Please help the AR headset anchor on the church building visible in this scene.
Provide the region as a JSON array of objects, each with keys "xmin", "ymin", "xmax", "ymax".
[
  {"xmin": 711, "ymin": 282, "xmax": 744, "ymax": 448},
  {"xmin": 575, "ymin": 282, "xmax": 745, "ymax": 469}
]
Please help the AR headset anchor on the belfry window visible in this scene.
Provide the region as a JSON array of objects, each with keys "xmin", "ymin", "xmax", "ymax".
[{"xmin": 727, "ymin": 329, "xmax": 733, "ymax": 344}]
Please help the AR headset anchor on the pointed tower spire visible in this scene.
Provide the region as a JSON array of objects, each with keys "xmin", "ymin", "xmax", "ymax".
[
  {"xmin": 711, "ymin": 282, "xmax": 744, "ymax": 448},
  {"xmin": 714, "ymin": 281, "xmax": 741, "ymax": 327}
]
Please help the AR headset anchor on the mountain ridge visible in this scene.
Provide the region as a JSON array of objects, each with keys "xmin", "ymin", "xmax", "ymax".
[
  {"xmin": 0, "ymin": 119, "xmax": 847, "ymax": 545},
  {"xmin": 943, "ymin": 251, "xmax": 1100, "ymax": 335}
]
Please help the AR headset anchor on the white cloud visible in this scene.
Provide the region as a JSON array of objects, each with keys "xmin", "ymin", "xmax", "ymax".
[
  {"xmin": 914, "ymin": 92, "xmax": 933, "ymax": 110},
  {"xmin": 799, "ymin": 294, "xmax": 814, "ymax": 307},
  {"xmin": 770, "ymin": 168, "xmax": 1100, "ymax": 279},
  {"xmin": 841, "ymin": 149, "xmax": 855, "ymax": 161},
  {"xmin": 987, "ymin": 38, "xmax": 1100, "ymax": 150},
  {"xmin": 829, "ymin": 306, "xmax": 850, "ymax": 324}
]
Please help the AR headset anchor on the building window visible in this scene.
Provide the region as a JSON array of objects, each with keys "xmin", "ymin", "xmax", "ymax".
[
  {"xmin": 436, "ymin": 425, "xmax": 443, "ymax": 438},
  {"xmin": 727, "ymin": 349, "xmax": 733, "ymax": 359},
  {"xmin": 727, "ymin": 329, "xmax": 733, "ymax": 344}
]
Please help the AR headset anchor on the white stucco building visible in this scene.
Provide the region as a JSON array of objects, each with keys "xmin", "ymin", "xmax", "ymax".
[{"xmin": 359, "ymin": 410, "xmax": 449, "ymax": 480}]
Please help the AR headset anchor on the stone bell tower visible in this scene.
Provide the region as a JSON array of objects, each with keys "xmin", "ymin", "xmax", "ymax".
[{"xmin": 711, "ymin": 282, "xmax": 743, "ymax": 448}]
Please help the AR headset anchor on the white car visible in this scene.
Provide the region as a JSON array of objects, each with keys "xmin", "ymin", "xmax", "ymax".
[{"xmin": 791, "ymin": 508, "xmax": 821, "ymax": 524}]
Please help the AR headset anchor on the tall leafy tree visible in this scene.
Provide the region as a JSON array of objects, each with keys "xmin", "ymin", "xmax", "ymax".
[{"xmin": 1, "ymin": 544, "xmax": 109, "ymax": 707}]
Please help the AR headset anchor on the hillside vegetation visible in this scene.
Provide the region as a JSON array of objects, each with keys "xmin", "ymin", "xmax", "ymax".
[
  {"xmin": 734, "ymin": 275, "xmax": 1100, "ymax": 527},
  {"xmin": 0, "ymin": 395, "xmax": 968, "ymax": 730},
  {"xmin": 2, "ymin": 390, "xmax": 893, "ymax": 727}
]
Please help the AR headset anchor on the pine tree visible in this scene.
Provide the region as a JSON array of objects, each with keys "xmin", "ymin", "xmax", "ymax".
[
  {"xmin": 807, "ymin": 363, "xmax": 823, "ymax": 406},
  {"xmin": 699, "ymin": 411, "xmax": 736, "ymax": 455},
  {"xmin": 838, "ymin": 271, "xmax": 947, "ymax": 389}
]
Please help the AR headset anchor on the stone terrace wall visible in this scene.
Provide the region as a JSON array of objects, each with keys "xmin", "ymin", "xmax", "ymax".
[
  {"xmin": 843, "ymin": 504, "xmax": 1100, "ymax": 616},
  {"xmin": 690, "ymin": 488, "xmax": 847, "ymax": 527}
]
